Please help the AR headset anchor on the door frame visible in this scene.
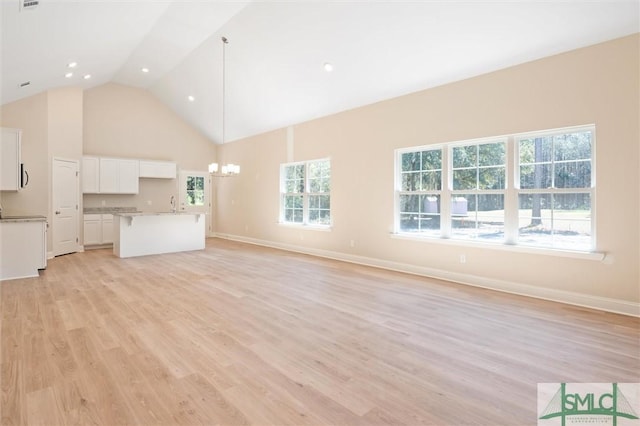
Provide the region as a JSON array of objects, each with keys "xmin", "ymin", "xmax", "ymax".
[
  {"xmin": 178, "ymin": 170, "xmax": 212, "ymax": 237},
  {"xmin": 52, "ymin": 157, "xmax": 80, "ymax": 256}
]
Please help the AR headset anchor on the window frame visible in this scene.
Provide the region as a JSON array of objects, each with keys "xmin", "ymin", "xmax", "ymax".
[
  {"xmin": 280, "ymin": 158, "xmax": 332, "ymax": 228},
  {"xmin": 394, "ymin": 125, "xmax": 596, "ymax": 253}
]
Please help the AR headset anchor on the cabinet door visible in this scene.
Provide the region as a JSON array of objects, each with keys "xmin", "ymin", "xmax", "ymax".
[
  {"xmin": 99, "ymin": 158, "xmax": 119, "ymax": 193},
  {"xmin": 118, "ymin": 159, "xmax": 139, "ymax": 194},
  {"xmin": 83, "ymin": 215, "xmax": 102, "ymax": 245},
  {"xmin": 101, "ymin": 214, "xmax": 114, "ymax": 244},
  {"xmin": 0, "ymin": 128, "xmax": 21, "ymax": 191},
  {"xmin": 82, "ymin": 156, "xmax": 100, "ymax": 193},
  {"xmin": 139, "ymin": 160, "xmax": 176, "ymax": 179}
]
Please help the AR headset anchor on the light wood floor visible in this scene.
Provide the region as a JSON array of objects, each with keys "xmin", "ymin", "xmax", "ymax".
[{"xmin": 1, "ymin": 238, "xmax": 638, "ymax": 425}]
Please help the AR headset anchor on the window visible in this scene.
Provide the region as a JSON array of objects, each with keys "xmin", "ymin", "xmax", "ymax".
[
  {"xmin": 399, "ymin": 149, "xmax": 442, "ymax": 236},
  {"xmin": 451, "ymin": 141, "xmax": 506, "ymax": 241},
  {"xmin": 516, "ymin": 130, "xmax": 592, "ymax": 250},
  {"xmin": 395, "ymin": 126, "xmax": 595, "ymax": 252},
  {"xmin": 281, "ymin": 158, "xmax": 331, "ymax": 226},
  {"xmin": 186, "ymin": 175, "xmax": 205, "ymax": 206}
]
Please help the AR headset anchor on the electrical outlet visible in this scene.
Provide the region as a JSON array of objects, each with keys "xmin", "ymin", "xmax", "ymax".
[
  {"xmin": 147, "ymin": 200, "xmax": 152, "ymax": 206},
  {"xmin": 350, "ymin": 239, "xmax": 355, "ymax": 247},
  {"xmin": 459, "ymin": 254, "xmax": 466, "ymax": 264},
  {"xmin": 101, "ymin": 200, "xmax": 106, "ymax": 206}
]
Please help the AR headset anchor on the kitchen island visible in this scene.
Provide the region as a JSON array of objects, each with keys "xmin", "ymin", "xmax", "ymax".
[{"xmin": 113, "ymin": 212, "xmax": 205, "ymax": 258}]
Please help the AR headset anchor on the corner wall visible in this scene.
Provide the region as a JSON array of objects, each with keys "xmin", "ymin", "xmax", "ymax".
[{"xmin": 216, "ymin": 34, "xmax": 640, "ymax": 315}]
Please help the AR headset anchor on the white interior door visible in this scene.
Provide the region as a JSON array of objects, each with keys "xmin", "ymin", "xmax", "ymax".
[
  {"xmin": 53, "ymin": 158, "xmax": 79, "ymax": 256},
  {"xmin": 179, "ymin": 171, "xmax": 211, "ymax": 235}
]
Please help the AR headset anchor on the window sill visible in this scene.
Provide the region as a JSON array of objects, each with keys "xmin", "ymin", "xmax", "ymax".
[
  {"xmin": 277, "ymin": 222, "xmax": 332, "ymax": 232},
  {"xmin": 390, "ymin": 232, "xmax": 605, "ymax": 261}
]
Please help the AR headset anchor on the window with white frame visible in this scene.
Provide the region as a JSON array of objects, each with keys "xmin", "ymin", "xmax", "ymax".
[
  {"xmin": 399, "ymin": 149, "xmax": 443, "ymax": 236},
  {"xmin": 281, "ymin": 158, "xmax": 331, "ymax": 226},
  {"xmin": 516, "ymin": 130, "xmax": 592, "ymax": 250},
  {"xmin": 395, "ymin": 126, "xmax": 594, "ymax": 252},
  {"xmin": 451, "ymin": 141, "xmax": 506, "ymax": 241}
]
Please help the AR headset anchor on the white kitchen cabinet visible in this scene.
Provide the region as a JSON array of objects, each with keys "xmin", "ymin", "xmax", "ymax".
[
  {"xmin": 83, "ymin": 213, "xmax": 114, "ymax": 246},
  {"xmin": 82, "ymin": 156, "xmax": 100, "ymax": 193},
  {"xmin": 0, "ymin": 128, "xmax": 22, "ymax": 191},
  {"xmin": 83, "ymin": 214, "xmax": 102, "ymax": 245},
  {"xmin": 82, "ymin": 156, "xmax": 139, "ymax": 194},
  {"xmin": 117, "ymin": 160, "xmax": 139, "ymax": 193},
  {"xmin": 102, "ymin": 214, "xmax": 114, "ymax": 244},
  {"xmin": 99, "ymin": 158, "xmax": 119, "ymax": 193},
  {"xmin": 98, "ymin": 158, "xmax": 138, "ymax": 194},
  {"xmin": 0, "ymin": 218, "xmax": 47, "ymax": 281},
  {"xmin": 139, "ymin": 160, "xmax": 177, "ymax": 179}
]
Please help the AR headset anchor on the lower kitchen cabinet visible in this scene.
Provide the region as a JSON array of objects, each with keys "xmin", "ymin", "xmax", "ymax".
[
  {"xmin": 83, "ymin": 214, "xmax": 114, "ymax": 246},
  {"xmin": 0, "ymin": 217, "xmax": 47, "ymax": 281}
]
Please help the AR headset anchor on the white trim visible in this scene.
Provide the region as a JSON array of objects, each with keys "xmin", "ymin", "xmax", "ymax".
[
  {"xmin": 390, "ymin": 232, "xmax": 605, "ymax": 260},
  {"xmin": 212, "ymin": 233, "xmax": 636, "ymax": 317},
  {"xmin": 277, "ymin": 222, "xmax": 332, "ymax": 232}
]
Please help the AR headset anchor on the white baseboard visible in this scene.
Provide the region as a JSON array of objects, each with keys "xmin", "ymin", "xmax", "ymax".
[{"xmin": 213, "ymin": 233, "xmax": 640, "ymax": 317}]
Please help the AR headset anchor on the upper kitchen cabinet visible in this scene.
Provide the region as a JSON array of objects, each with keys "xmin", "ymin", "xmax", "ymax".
[
  {"xmin": 82, "ymin": 156, "xmax": 139, "ymax": 194},
  {"xmin": 82, "ymin": 156, "xmax": 100, "ymax": 193},
  {"xmin": 1, "ymin": 128, "xmax": 23, "ymax": 191},
  {"xmin": 139, "ymin": 160, "xmax": 177, "ymax": 179}
]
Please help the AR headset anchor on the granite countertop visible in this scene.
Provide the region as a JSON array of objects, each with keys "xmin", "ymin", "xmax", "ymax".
[
  {"xmin": 83, "ymin": 207, "xmax": 140, "ymax": 214},
  {"xmin": 0, "ymin": 215, "xmax": 47, "ymax": 223}
]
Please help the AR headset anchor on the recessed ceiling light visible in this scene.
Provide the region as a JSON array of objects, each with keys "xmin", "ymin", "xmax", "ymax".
[
  {"xmin": 188, "ymin": 95, "xmax": 195, "ymax": 102},
  {"xmin": 83, "ymin": 74, "xmax": 91, "ymax": 80},
  {"xmin": 68, "ymin": 62, "xmax": 77, "ymax": 68},
  {"xmin": 323, "ymin": 62, "xmax": 334, "ymax": 72},
  {"xmin": 65, "ymin": 72, "xmax": 73, "ymax": 78},
  {"xmin": 141, "ymin": 67, "xmax": 149, "ymax": 73}
]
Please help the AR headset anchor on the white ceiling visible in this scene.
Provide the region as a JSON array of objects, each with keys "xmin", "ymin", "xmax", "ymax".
[{"xmin": 1, "ymin": 1, "xmax": 638, "ymax": 144}]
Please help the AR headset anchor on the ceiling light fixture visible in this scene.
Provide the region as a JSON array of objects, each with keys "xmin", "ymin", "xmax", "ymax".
[
  {"xmin": 210, "ymin": 36, "xmax": 240, "ymax": 177},
  {"xmin": 65, "ymin": 72, "xmax": 73, "ymax": 78},
  {"xmin": 68, "ymin": 62, "xmax": 77, "ymax": 68},
  {"xmin": 83, "ymin": 74, "xmax": 91, "ymax": 80},
  {"xmin": 323, "ymin": 62, "xmax": 334, "ymax": 72},
  {"xmin": 141, "ymin": 67, "xmax": 149, "ymax": 73},
  {"xmin": 188, "ymin": 95, "xmax": 195, "ymax": 102}
]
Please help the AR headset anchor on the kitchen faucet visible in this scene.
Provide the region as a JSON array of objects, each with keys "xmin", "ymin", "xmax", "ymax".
[{"xmin": 170, "ymin": 196, "xmax": 176, "ymax": 213}]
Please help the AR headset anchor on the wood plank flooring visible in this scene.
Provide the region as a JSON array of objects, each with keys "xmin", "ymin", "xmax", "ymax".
[{"xmin": 1, "ymin": 238, "xmax": 638, "ymax": 425}]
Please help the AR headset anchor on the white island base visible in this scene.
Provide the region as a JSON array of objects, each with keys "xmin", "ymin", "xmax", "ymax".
[{"xmin": 113, "ymin": 212, "xmax": 205, "ymax": 258}]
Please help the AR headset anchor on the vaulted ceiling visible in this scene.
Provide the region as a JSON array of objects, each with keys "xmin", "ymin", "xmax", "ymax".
[{"xmin": 1, "ymin": 1, "xmax": 638, "ymax": 144}]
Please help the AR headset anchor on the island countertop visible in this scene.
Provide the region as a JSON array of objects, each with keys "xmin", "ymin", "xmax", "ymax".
[{"xmin": 113, "ymin": 211, "xmax": 201, "ymax": 217}]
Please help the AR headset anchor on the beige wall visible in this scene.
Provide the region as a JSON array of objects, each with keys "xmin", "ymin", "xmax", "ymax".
[
  {"xmin": 1, "ymin": 83, "xmax": 216, "ymax": 250},
  {"xmin": 0, "ymin": 92, "xmax": 49, "ymax": 218},
  {"xmin": 217, "ymin": 34, "xmax": 640, "ymax": 308},
  {"xmin": 1, "ymin": 88, "xmax": 86, "ymax": 252},
  {"xmin": 82, "ymin": 83, "xmax": 217, "ymax": 213}
]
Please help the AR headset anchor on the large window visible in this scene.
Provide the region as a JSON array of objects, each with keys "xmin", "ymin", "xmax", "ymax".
[
  {"xmin": 281, "ymin": 158, "xmax": 331, "ymax": 226},
  {"xmin": 451, "ymin": 141, "xmax": 506, "ymax": 241},
  {"xmin": 395, "ymin": 126, "xmax": 594, "ymax": 252},
  {"xmin": 517, "ymin": 131, "xmax": 592, "ymax": 250}
]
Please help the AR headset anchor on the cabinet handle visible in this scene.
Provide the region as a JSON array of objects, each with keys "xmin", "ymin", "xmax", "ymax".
[{"xmin": 55, "ymin": 211, "xmax": 61, "ymax": 215}]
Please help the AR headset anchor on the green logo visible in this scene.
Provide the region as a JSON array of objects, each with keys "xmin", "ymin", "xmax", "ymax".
[{"xmin": 539, "ymin": 383, "xmax": 639, "ymax": 426}]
